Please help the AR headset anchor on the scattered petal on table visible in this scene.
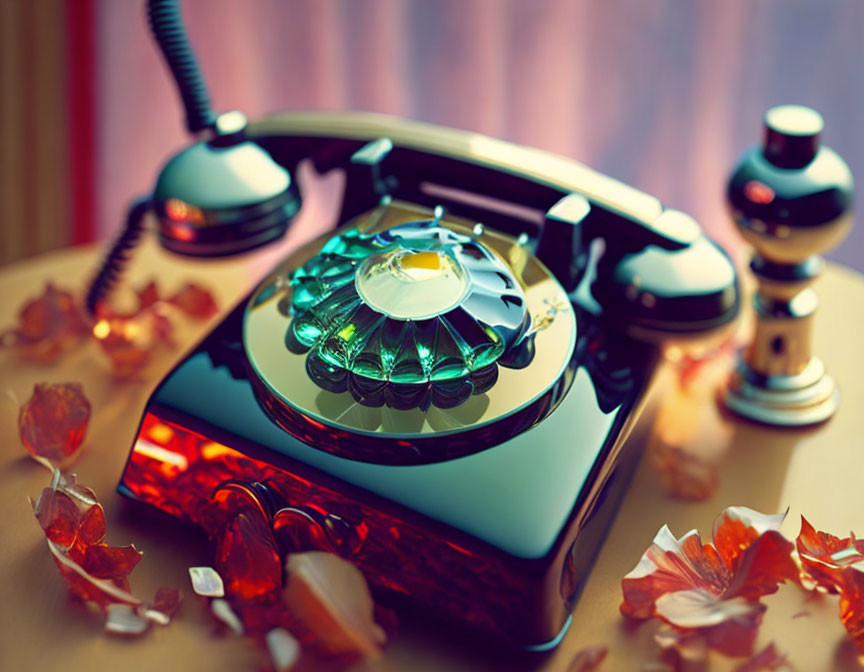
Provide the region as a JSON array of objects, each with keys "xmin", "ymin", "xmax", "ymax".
[
  {"xmin": 651, "ymin": 442, "xmax": 719, "ymax": 502},
  {"xmin": 33, "ymin": 471, "xmax": 179, "ymax": 637},
  {"xmin": 654, "ymin": 589, "xmax": 765, "ymax": 657},
  {"xmin": 142, "ymin": 587, "xmax": 182, "ymax": 625},
  {"xmin": 733, "ymin": 643, "xmax": 791, "ymax": 671},
  {"xmin": 267, "ymin": 627, "xmax": 301, "ymax": 671},
  {"xmin": 284, "ymin": 551, "xmax": 386, "ymax": 659},
  {"xmin": 566, "ymin": 645, "xmax": 608, "ymax": 671},
  {"xmin": 654, "ymin": 624, "xmax": 709, "ymax": 666},
  {"xmin": 621, "ymin": 507, "xmax": 797, "ymax": 658},
  {"xmin": 33, "ymin": 487, "xmax": 81, "ymax": 548},
  {"xmin": 76, "ymin": 503, "xmax": 108, "ymax": 547},
  {"xmin": 57, "ymin": 472, "xmax": 99, "ymax": 508},
  {"xmin": 621, "ymin": 525, "xmax": 729, "ymax": 620},
  {"xmin": 167, "ymin": 282, "xmax": 219, "ymax": 319},
  {"xmin": 0, "ymin": 283, "xmax": 86, "ymax": 363},
  {"xmin": 105, "ymin": 603, "xmax": 151, "ymax": 637},
  {"xmin": 838, "ymin": 567, "xmax": 864, "ymax": 663},
  {"xmin": 136, "ymin": 281, "xmax": 161, "ymax": 311},
  {"xmin": 92, "ymin": 307, "xmax": 174, "ymax": 378},
  {"xmin": 18, "ymin": 382, "xmax": 91, "ymax": 465},
  {"xmin": 796, "ymin": 516, "xmax": 864, "ymax": 593},
  {"xmin": 211, "ymin": 597, "xmax": 244, "ymax": 635},
  {"xmin": 82, "ymin": 544, "xmax": 143, "ymax": 583},
  {"xmin": 46, "ymin": 538, "xmax": 141, "ymax": 609},
  {"xmin": 189, "ymin": 566, "xmax": 225, "ymax": 598}
]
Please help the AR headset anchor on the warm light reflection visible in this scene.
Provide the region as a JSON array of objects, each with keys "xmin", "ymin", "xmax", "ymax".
[
  {"xmin": 743, "ymin": 180, "xmax": 775, "ymax": 205},
  {"xmin": 92, "ymin": 319, "xmax": 110, "ymax": 339},
  {"xmin": 165, "ymin": 198, "xmax": 204, "ymax": 224},
  {"xmin": 131, "ymin": 439, "xmax": 189, "ymax": 472}
]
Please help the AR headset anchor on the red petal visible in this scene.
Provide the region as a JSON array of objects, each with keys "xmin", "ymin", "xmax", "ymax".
[
  {"xmin": 652, "ymin": 442, "xmax": 719, "ymax": 502},
  {"xmin": 1, "ymin": 283, "xmax": 86, "ymax": 363},
  {"xmin": 46, "ymin": 539, "xmax": 141, "ymax": 610},
  {"xmin": 76, "ymin": 504, "xmax": 107, "ymax": 547},
  {"xmin": 58, "ymin": 472, "xmax": 99, "ymax": 508},
  {"xmin": 92, "ymin": 309, "xmax": 174, "ymax": 378},
  {"xmin": 722, "ymin": 531, "xmax": 798, "ymax": 602},
  {"xmin": 168, "ymin": 283, "xmax": 219, "ymax": 319},
  {"xmin": 622, "ymin": 507, "xmax": 798, "ymax": 662},
  {"xmin": 82, "ymin": 544, "xmax": 143, "ymax": 581},
  {"xmin": 712, "ymin": 507, "xmax": 786, "ymax": 575},
  {"xmin": 137, "ymin": 281, "xmax": 160, "ymax": 310},
  {"xmin": 839, "ymin": 567, "xmax": 864, "ymax": 661},
  {"xmin": 18, "ymin": 383, "xmax": 91, "ymax": 464},
  {"xmin": 656, "ymin": 589, "xmax": 764, "ymax": 658},
  {"xmin": 33, "ymin": 487, "xmax": 81, "ymax": 547},
  {"xmin": 797, "ymin": 517, "xmax": 864, "ymax": 594},
  {"xmin": 143, "ymin": 587, "xmax": 183, "ymax": 624},
  {"xmin": 621, "ymin": 526, "xmax": 729, "ymax": 618}
]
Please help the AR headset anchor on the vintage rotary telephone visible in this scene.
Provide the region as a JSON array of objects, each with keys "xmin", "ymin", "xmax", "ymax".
[{"xmin": 103, "ymin": 0, "xmax": 740, "ymax": 649}]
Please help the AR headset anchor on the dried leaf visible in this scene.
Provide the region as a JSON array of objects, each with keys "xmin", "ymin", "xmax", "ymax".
[
  {"xmin": 566, "ymin": 645, "xmax": 608, "ymax": 671},
  {"xmin": 621, "ymin": 507, "xmax": 796, "ymax": 658},
  {"xmin": 189, "ymin": 566, "xmax": 225, "ymax": 597},
  {"xmin": 19, "ymin": 383, "xmax": 91, "ymax": 465},
  {"xmin": 267, "ymin": 627, "xmax": 301, "ymax": 671},
  {"xmin": 284, "ymin": 551, "xmax": 386, "ymax": 659},
  {"xmin": 167, "ymin": 282, "xmax": 219, "ymax": 319},
  {"xmin": 0, "ymin": 283, "xmax": 86, "ymax": 363}
]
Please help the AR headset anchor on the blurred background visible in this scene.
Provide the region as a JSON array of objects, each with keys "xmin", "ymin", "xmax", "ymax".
[{"xmin": 1, "ymin": 0, "xmax": 863, "ymax": 270}]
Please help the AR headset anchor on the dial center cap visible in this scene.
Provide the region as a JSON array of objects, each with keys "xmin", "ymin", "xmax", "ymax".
[{"xmin": 355, "ymin": 248, "xmax": 469, "ymax": 320}]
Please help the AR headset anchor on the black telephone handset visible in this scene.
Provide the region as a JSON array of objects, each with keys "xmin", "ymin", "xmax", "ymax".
[{"xmin": 242, "ymin": 111, "xmax": 739, "ymax": 344}]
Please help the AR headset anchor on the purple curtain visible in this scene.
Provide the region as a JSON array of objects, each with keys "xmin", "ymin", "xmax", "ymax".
[{"xmin": 96, "ymin": 0, "xmax": 864, "ymax": 268}]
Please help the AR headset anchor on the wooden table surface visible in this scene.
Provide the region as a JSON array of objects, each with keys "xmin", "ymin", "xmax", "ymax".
[{"xmin": 1, "ymin": 234, "xmax": 862, "ymax": 671}]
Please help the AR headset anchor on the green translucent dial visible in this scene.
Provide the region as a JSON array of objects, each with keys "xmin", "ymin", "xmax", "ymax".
[{"xmin": 286, "ymin": 220, "xmax": 530, "ymax": 407}]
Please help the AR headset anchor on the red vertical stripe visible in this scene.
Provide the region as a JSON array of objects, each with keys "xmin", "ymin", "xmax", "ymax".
[{"xmin": 66, "ymin": 0, "xmax": 96, "ymax": 244}]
